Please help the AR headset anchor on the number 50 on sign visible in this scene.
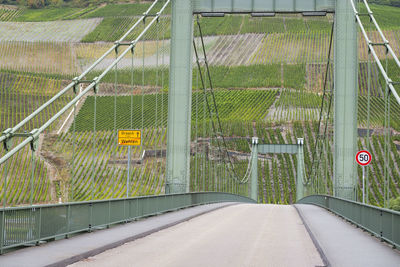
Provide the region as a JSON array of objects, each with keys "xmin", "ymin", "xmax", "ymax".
[
  {"xmin": 356, "ymin": 150, "xmax": 372, "ymax": 166},
  {"xmin": 118, "ymin": 130, "xmax": 141, "ymax": 146}
]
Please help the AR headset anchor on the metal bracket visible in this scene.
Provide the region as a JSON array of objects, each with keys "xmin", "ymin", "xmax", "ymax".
[
  {"xmin": 387, "ymin": 78, "xmax": 394, "ymax": 90},
  {"xmin": 93, "ymin": 77, "xmax": 99, "ymax": 94},
  {"xmin": 370, "ymin": 41, "xmax": 389, "ymax": 53},
  {"xmin": 73, "ymin": 77, "xmax": 79, "ymax": 94},
  {"xmin": 29, "ymin": 129, "xmax": 39, "ymax": 152},
  {"xmin": 72, "ymin": 77, "xmax": 94, "ymax": 94},
  {"xmin": 2, "ymin": 128, "xmax": 13, "ymax": 151},
  {"xmin": 142, "ymin": 13, "xmax": 147, "ymax": 24},
  {"xmin": 114, "ymin": 41, "xmax": 132, "ymax": 54},
  {"xmin": 370, "ymin": 42, "xmax": 387, "ymax": 46},
  {"xmin": 252, "ymin": 137, "xmax": 259, "ymax": 145},
  {"xmin": 130, "ymin": 43, "xmax": 136, "ymax": 54},
  {"xmin": 114, "ymin": 41, "xmax": 119, "ymax": 54}
]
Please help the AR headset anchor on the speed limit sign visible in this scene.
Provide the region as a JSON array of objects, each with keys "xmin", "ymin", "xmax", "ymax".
[{"xmin": 356, "ymin": 150, "xmax": 372, "ymax": 166}]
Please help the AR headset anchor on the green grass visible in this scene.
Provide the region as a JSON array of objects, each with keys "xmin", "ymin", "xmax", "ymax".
[
  {"xmin": 284, "ymin": 64, "xmax": 306, "ymax": 90},
  {"xmin": 82, "ymin": 17, "xmax": 135, "ymax": 42},
  {"xmin": 8, "ymin": 1, "xmax": 171, "ymax": 22},
  {"xmin": 305, "ymin": 18, "xmax": 332, "ymax": 31},
  {"xmin": 200, "ymin": 64, "xmax": 281, "ymax": 88},
  {"xmin": 196, "ymin": 15, "xmax": 243, "ymax": 36},
  {"xmin": 241, "ymin": 16, "xmax": 285, "ymax": 33},
  {"xmin": 276, "ymin": 90, "xmax": 321, "ymax": 109},
  {"xmin": 81, "ymin": 2, "xmax": 171, "ymax": 18},
  {"xmin": 82, "ymin": 16, "xmax": 170, "ymax": 42},
  {"xmin": 14, "ymin": 7, "xmax": 81, "ymax": 21},
  {"xmin": 359, "ymin": 3, "xmax": 400, "ymax": 30}
]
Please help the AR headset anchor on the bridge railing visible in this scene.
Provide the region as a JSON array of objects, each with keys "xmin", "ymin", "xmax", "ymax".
[
  {"xmin": 298, "ymin": 195, "xmax": 400, "ymax": 250},
  {"xmin": 0, "ymin": 192, "xmax": 254, "ymax": 254}
]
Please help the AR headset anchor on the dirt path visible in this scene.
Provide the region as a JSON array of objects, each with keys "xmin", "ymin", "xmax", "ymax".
[
  {"xmin": 264, "ymin": 88, "xmax": 281, "ymax": 121},
  {"xmin": 37, "ymin": 134, "xmax": 66, "ymax": 202}
]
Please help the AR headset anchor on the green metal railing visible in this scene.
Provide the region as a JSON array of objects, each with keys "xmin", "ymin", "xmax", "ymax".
[
  {"xmin": 0, "ymin": 192, "xmax": 254, "ymax": 254},
  {"xmin": 298, "ymin": 195, "xmax": 400, "ymax": 250}
]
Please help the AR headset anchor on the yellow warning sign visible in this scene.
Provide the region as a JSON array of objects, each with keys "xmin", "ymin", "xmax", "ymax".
[{"xmin": 118, "ymin": 130, "xmax": 141, "ymax": 146}]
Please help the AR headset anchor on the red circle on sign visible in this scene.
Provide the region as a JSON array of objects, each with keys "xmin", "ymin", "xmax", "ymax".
[{"xmin": 356, "ymin": 150, "xmax": 372, "ymax": 166}]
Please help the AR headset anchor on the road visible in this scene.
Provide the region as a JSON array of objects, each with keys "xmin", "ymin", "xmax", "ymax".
[{"xmin": 70, "ymin": 204, "xmax": 323, "ymax": 267}]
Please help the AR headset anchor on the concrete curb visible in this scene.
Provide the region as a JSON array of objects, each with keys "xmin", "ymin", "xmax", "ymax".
[{"xmin": 294, "ymin": 204, "xmax": 330, "ymax": 267}]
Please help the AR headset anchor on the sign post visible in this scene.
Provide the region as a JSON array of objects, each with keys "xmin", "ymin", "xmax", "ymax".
[
  {"xmin": 355, "ymin": 150, "xmax": 372, "ymax": 203},
  {"xmin": 118, "ymin": 130, "xmax": 141, "ymax": 197}
]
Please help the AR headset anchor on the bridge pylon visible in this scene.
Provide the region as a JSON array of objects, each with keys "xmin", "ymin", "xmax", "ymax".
[
  {"xmin": 165, "ymin": 0, "xmax": 194, "ymax": 194},
  {"xmin": 334, "ymin": 0, "xmax": 358, "ymax": 200}
]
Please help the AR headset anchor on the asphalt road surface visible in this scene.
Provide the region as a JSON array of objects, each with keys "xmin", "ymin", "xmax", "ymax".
[{"xmin": 70, "ymin": 204, "xmax": 323, "ymax": 267}]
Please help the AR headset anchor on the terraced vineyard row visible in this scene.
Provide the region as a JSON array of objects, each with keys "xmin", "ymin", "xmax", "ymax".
[
  {"xmin": 0, "ymin": 143, "xmax": 51, "ymax": 206},
  {"xmin": 358, "ymin": 96, "xmax": 400, "ymax": 130},
  {"xmin": 82, "ymin": 16, "xmax": 170, "ymax": 43},
  {"xmin": 269, "ymin": 90, "xmax": 322, "ymax": 122},
  {"xmin": 249, "ymin": 30, "xmax": 400, "ymax": 65},
  {"xmin": 0, "ymin": 6, "xmax": 22, "ymax": 21},
  {"xmin": 0, "ymin": 19, "xmax": 101, "ymax": 42},
  {"xmin": 73, "ymin": 90, "xmax": 278, "ymax": 132},
  {"xmin": 0, "ymin": 41, "xmax": 80, "ymax": 76},
  {"xmin": 0, "ymin": 72, "xmax": 72, "ymax": 132}
]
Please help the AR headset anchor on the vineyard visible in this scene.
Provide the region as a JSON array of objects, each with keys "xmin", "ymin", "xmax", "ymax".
[
  {"xmin": 0, "ymin": 72, "xmax": 72, "ymax": 132},
  {"xmin": 0, "ymin": 143, "xmax": 51, "ymax": 205},
  {"xmin": 0, "ymin": 5, "xmax": 21, "ymax": 21},
  {"xmin": 73, "ymin": 90, "xmax": 278, "ymax": 131},
  {"xmin": 0, "ymin": 1, "xmax": 399, "ymax": 209},
  {"xmin": 0, "ymin": 19, "xmax": 101, "ymax": 42}
]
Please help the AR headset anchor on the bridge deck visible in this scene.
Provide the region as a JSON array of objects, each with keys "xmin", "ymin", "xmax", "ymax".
[
  {"xmin": 1, "ymin": 203, "xmax": 400, "ymax": 267},
  {"xmin": 69, "ymin": 204, "xmax": 323, "ymax": 267},
  {"xmin": 0, "ymin": 202, "xmax": 234, "ymax": 267}
]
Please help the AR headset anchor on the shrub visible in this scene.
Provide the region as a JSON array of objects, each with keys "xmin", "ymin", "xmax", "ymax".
[{"xmin": 389, "ymin": 197, "xmax": 400, "ymax": 211}]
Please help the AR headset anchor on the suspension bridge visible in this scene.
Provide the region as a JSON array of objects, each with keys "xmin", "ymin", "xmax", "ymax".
[{"xmin": 0, "ymin": 0, "xmax": 399, "ymax": 266}]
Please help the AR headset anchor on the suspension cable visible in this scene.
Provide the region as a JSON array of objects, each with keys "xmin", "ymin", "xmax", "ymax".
[
  {"xmin": 193, "ymin": 16, "xmax": 255, "ymax": 185},
  {"xmin": 308, "ymin": 21, "xmax": 335, "ymax": 185}
]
